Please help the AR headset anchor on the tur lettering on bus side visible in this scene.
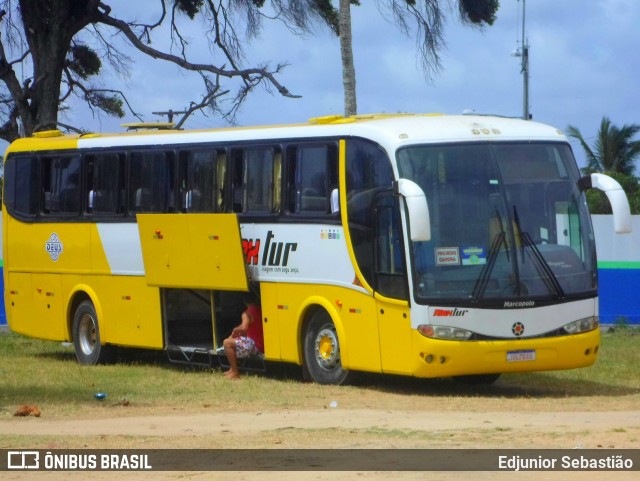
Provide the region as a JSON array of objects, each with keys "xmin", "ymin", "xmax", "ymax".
[{"xmin": 242, "ymin": 230, "xmax": 298, "ymax": 267}]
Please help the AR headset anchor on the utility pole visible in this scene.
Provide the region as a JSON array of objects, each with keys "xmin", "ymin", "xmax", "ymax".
[
  {"xmin": 513, "ymin": 0, "xmax": 531, "ymax": 120},
  {"xmin": 521, "ymin": 0, "xmax": 530, "ymax": 120}
]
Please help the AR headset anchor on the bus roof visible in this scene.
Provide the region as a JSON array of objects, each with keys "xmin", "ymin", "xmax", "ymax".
[{"xmin": 6, "ymin": 113, "xmax": 567, "ymax": 154}]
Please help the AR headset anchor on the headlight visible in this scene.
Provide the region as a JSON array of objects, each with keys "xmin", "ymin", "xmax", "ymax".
[
  {"xmin": 562, "ymin": 316, "xmax": 599, "ymax": 334},
  {"xmin": 418, "ymin": 325, "xmax": 473, "ymax": 340}
]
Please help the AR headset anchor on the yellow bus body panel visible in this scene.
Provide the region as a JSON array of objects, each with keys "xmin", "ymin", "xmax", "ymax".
[
  {"xmin": 260, "ymin": 282, "xmax": 381, "ymax": 372},
  {"xmin": 137, "ymin": 213, "xmax": 248, "ymax": 291},
  {"xmin": 409, "ymin": 327, "xmax": 600, "ymax": 378},
  {"xmin": 80, "ymin": 275, "xmax": 163, "ymax": 349},
  {"xmin": 4, "ymin": 214, "xmax": 163, "ymax": 349},
  {"xmin": 375, "ymin": 297, "xmax": 413, "ymax": 375},
  {"xmin": 259, "ymin": 282, "xmax": 281, "ymax": 360},
  {"xmin": 6, "ymin": 222, "xmax": 92, "ymax": 273}
]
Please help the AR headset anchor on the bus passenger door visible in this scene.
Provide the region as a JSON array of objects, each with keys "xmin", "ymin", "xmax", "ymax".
[{"xmin": 374, "ymin": 194, "xmax": 413, "ymax": 374}]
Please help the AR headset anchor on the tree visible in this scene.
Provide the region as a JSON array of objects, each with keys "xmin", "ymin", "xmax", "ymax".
[
  {"xmin": 335, "ymin": 0, "xmax": 499, "ymax": 116},
  {"xmin": 568, "ymin": 117, "xmax": 640, "ymax": 215},
  {"xmin": 0, "ymin": 0, "xmax": 333, "ymax": 142},
  {"xmin": 567, "ymin": 116, "xmax": 640, "ymax": 176},
  {"xmin": 339, "ymin": 0, "xmax": 357, "ymax": 116}
]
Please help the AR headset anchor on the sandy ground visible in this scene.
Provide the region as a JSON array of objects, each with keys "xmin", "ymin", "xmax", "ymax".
[
  {"xmin": 1, "ymin": 406, "xmax": 639, "ymax": 481},
  {"xmin": 1, "ymin": 321, "xmax": 638, "ymax": 480}
]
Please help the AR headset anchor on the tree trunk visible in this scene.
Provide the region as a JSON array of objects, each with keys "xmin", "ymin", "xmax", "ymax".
[
  {"xmin": 18, "ymin": 0, "xmax": 97, "ymax": 135},
  {"xmin": 339, "ymin": 0, "xmax": 357, "ymax": 117}
]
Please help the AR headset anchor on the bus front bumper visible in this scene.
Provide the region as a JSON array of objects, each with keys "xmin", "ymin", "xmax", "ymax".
[{"xmin": 410, "ymin": 328, "xmax": 601, "ymax": 378}]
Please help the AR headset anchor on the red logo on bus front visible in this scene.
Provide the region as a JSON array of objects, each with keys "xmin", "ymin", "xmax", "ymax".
[
  {"xmin": 512, "ymin": 322, "xmax": 525, "ymax": 337},
  {"xmin": 433, "ymin": 308, "xmax": 468, "ymax": 317}
]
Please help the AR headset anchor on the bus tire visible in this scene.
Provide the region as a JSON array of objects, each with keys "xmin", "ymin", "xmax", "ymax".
[
  {"xmin": 303, "ymin": 309, "xmax": 350, "ymax": 385},
  {"xmin": 72, "ymin": 300, "xmax": 115, "ymax": 365}
]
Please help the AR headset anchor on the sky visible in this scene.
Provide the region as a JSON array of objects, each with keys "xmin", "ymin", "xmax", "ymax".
[{"xmin": 21, "ymin": 0, "xmax": 640, "ymax": 169}]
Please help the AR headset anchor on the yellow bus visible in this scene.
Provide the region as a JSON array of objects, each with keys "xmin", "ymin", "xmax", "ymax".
[{"xmin": 2, "ymin": 113, "xmax": 631, "ymax": 384}]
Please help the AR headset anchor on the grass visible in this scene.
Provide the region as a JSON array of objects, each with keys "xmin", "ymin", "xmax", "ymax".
[
  {"xmin": 1, "ymin": 327, "xmax": 639, "ymax": 419},
  {"xmin": 0, "ymin": 329, "xmax": 362, "ymax": 417},
  {"xmin": 497, "ymin": 327, "xmax": 640, "ymax": 396}
]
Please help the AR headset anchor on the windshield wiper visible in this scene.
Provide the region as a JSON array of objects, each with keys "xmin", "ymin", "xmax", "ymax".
[
  {"xmin": 513, "ymin": 207, "xmax": 565, "ymax": 299},
  {"xmin": 471, "ymin": 209, "xmax": 509, "ymax": 303}
]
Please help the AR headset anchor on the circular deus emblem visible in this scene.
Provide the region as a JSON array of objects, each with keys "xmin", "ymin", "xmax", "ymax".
[
  {"xmin": 512, "ymin": 322, "xmax": 525, "ymax": 337},
  {"xmin": 45, "ymin": 233, "xmax": 64, "ymax": 261}
]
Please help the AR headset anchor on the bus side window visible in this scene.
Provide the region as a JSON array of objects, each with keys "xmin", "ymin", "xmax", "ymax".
[
  {"xmin": 286, "ymin": 143, "xmax": 338, "ymax": 215},
  {"xmin": 231, "ymin": 146, "xmax": 280, "ymax": 214},
  {"xmin": 245, "ymin": 147, "xmax": 277, "ymax": 213},
  {"xmin": 231, "ymin": 149, "xmax": 245, "ymax": 213},
  {"xmin": 374, "ymin": 193, "xmax": 408, "ymax": 300},
  {"xmin": 42, "ymin": 155, "xmax": 81, "ymax": 215},
  {"xmin": 129, "ymin": 151, "xmax": 173, "ymax": 213},
  {"xmin": 4, "ymin": 156, "xmax": 39, "ymax": 217},
  {"xmin": 86, "ymin": 153, "xmax": 124, "ymax": 215},
  {"xmin": 215, "ymin": 151, "xmax": 227, "ymax": 212},
  {"xmin": 179, "ymin": 149, "xmax": 220, "ymax": 213},
  {"xmin": 346, "ymin": 138, "xmax": 395, "ymax": 286}
]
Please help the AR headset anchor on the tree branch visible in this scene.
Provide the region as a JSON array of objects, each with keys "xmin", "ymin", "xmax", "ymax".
[
  {"xmin": 94, "ymin": 8, "xmax": 300, "ymax": 98},
  {"xmin": 0, "ymin": 12, "xmax": 32, "ymax": 133},
  {"xmin": 173, "ymin": 78, "xmax": 230, "ymax": 130},
  {"xmin": 62, "ymin": 65, "xmax": 143, "ymax": 121}
]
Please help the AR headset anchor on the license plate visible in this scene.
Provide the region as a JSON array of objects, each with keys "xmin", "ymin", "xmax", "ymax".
[{"xmin": 507, "ymin": 349, "xmax": 536, "ymax": 362}]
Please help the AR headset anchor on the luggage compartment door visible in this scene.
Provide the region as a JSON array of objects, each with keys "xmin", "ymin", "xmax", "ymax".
[{"xmin": 137, "ymin": 213, "xmax": 249, "ymax": 291}]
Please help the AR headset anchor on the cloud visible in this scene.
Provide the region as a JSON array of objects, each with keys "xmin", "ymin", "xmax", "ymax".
[{"xmin": 61, "ymin": 0, "xmax": 639, "ymax": 171}]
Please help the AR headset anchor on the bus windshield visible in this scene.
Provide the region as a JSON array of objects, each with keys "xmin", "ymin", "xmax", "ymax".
[{"xmin": 397, "ymin": 142, "xmax": 597, "ymax": 307}]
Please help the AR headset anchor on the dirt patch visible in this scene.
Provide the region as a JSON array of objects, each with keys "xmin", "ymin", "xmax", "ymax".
[{"xmin": 2, "ymin": 375, "xmax": 640, "ymax": 481}]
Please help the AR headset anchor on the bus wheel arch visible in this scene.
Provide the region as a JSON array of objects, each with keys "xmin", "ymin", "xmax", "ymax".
[
  {"xmin": 67, "ymin": 289, "xmax": 115, "ymax": 365},
  {"xmin": 301, "ymin": 304, "xmax": 350, "ymax": 385}
]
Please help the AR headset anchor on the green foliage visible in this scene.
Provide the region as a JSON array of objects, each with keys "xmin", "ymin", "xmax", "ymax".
[
  {"xmin": 459, "ymin": 0, "xmax": 499, "ymax": 25},
  {"xmin": 66, "ymin": 44, "xmax": 102, "ymax": 80},
  {"xmin": 313, "ymin": 0, "xmax": 340, "ymax": 34},
  {"xmin": 585, "ymin": 171, "xmax": 640, "ymax": 215},
  {"xmin": 568, "ymin": 117, "xmax": 640, "ymax": 214},
  {"xmin": 91, "ymin": 93, "xmax": 125, "ymax": 118},
  {"xmin": 174, "ymin": 0, "xmax": 205, "ymax": 19},
  {"xmin": 568, "ymin": 116, "xmax": 640, "ymax": 176}
]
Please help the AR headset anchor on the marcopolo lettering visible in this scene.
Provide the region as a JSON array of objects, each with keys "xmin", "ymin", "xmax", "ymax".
[{"xmin": 504, "ymin": 301, "xmax": 536, "ymax": 308}]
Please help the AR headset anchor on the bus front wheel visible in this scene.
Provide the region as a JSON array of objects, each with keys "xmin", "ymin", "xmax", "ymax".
[
  {"xmin": 72, "ymin": 300, "xmax": 115, "ymax": 365},
  {"xmin": 303, "ymin": 310, "xmax": 350, "ymax": 385}
]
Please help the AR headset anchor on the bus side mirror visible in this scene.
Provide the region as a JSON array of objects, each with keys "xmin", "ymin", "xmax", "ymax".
[
  {"xmin": 580, "ymin": 173, "xmax": 632, "ymax": 234},
  {"xmin": 395, "ymin": 179, "xmax": 431, "ymax": 241}
]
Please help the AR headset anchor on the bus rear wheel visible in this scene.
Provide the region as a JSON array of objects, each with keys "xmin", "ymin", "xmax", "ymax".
[
  {"xmin": 303, "ymin": 309, "xmax": 350, "ymax": 385},
  {"xmin": 72, "ymin": 300, "xmax": 115, "ymax": 365}
]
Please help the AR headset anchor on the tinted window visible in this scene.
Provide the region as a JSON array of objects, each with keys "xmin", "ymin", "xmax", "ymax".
[
  {"xmin": 231, "ymin": 146, "xmax": 280, "ymax": 214},
  {"xmin": 42, "ymin": 155, "xmax": 81, "ymax": 215},
  {"xmin": 86, "ymin": 153, "xmax": 125, "ymax": 214},
  {"xmin": 4, "ymin": 156, "xmax": 39, "ymax": 216},
  {"xmin": 286, "ymin": 143, "xmax": 338, "ymax": 215},
  {"xmin": 346, "ymin": 138, "xmax": 394, "ymax": 285},
  {"xmin": 129, "ymin": 151, "xmax": 174, "ymax": 213},
  {"xmin": 179, "ymin": 149, "xmax": 225, "ymax": 213}
]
